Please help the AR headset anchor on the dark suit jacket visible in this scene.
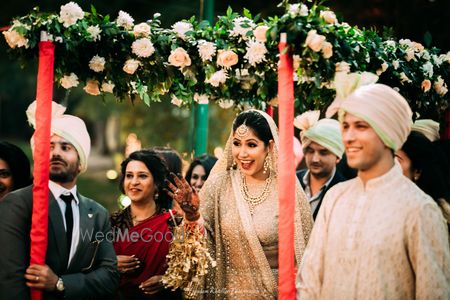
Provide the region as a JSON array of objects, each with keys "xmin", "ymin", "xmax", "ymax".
[
  {"xmin": 0, "ymin": 185, "xmax": 119, "ymax": 300},
  {"xmin": 296, "ymin": 169, "xmax": 347, "ymax": 220}
]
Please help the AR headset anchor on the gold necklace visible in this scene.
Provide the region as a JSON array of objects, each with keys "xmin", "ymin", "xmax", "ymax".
[{"xmin": 241, "ymin": 174, "xmax": 272, "ymax": 215}]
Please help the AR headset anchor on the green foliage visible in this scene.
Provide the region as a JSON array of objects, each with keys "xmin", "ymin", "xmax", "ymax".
[{"xmin": 2, "ymin": 1, "xmax": 450, "ymax": 118}]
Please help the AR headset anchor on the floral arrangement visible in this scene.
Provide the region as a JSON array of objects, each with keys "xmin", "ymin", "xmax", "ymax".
[{"xmin": 3, "ymin": 1, "xmax": 450, "ymax": 117}]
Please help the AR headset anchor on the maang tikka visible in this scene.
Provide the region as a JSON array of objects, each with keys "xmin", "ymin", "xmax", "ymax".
[{"xmin": 236, "ymin": 123, "xmax": 250, "ymax": 138}]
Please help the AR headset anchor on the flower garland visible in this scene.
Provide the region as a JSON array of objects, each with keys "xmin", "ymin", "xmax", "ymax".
[{"xmin": 3, "ymin": 1, "xmax": 450, "ymax": 117}]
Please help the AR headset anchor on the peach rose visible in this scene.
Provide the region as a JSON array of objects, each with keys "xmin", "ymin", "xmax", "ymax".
[
  {"xmin": 133, "ymin": 22, "xmax": 151, "ymax": 37},
  {"xmin": 320, "ymin": 11, "xmax": 337, "ymax": 24},
  {"xmin": 322, "ymin": 41, "xmax": 333, "ymax": 59},
  {"xmin": 83, "ymin": 80, "xmax": 100, "ymax": 96},
  {"xmin": 123, "ymin": 59, "xmax": 140, "ymax": 74},
  {"xmin": 305, "ymin": 30, "xmax": 325, "ymax": 52},
  {"xmin": 217, "ymin": 50, "xmax": 239, "ymax": 69},
  {"xmin": 168, "ymin": 47, "xmax": 191, "ymax": 68},
  {"xmin": 254, "ymin": 25, "xmax": 269, "ymax": 43},
  {"xmin": 421, "ymin": 79, "xmax": 431, "ymax": 92}
]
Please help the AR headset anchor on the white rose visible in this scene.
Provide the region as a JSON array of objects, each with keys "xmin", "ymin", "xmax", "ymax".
[
  {"xmin": 83, "ymin": 80, "xmax": 101, "ymax": 96},
  {"xmin": 123, "ymin": 59, "xmax": 140, "ymax": 74},
  {"xmin": 305, "ymin": 30, "xmax": 325, "ymax": 52},
  {"xmin": 288, "ymin": 4, "xmax": 309, "ymax": 17},
  {"xmin": 321, "ymin": 41, "xmax": 333, "ymax": 59},
  {"xmin": 171, "ymin": 95, "xmax": 183, "ymax": 107},
  {"xmin": 217, "ymin": 99, "xmax": 234, "ymax": 109},
  {"xmin": 293, "ymin": 55, "xmax": 302, "ymax": 71},
  {"xmin": 116, "ymin": 10, "xmax": 134, "ymax": 30},
  {"xmin": 405, "ymin": 48, "xmax": 415, "ymax": 61},
  {"xmin": 229, "ymin": 17, "xmax": 255, "ymax": 40},
  {"xmin": 197, "ymin": 40, "xmax": 216, "ymax": 62},
  {"xmin": 335, "ymin": 61, "xmax": 350, "ymax": 73},
  {"xmin": 244, "ymin": 39, "xmax": 268, "ymax": 66},
  {"xmin": 2, "ymin": 29, "xmax": 29, "ymax": 49},
  {"xmin": 86, "ymin": 25, "xmax": 101, "ymax": 41},
  {"xmin": 58, "ymin": 2, "xmax": 84, "ymax": 28},
  {"xmin": 392, "ymin": 60, "xmax": 400, "ymax": 70},
  {"xmin": 89, "ymin": 55, "xmax": 105, "ymax": 72},
  {"xmin": 422, "ymin": 61, "xmax": 434, "ymax": 78},
  {"xmin": 434, "ymin": 76, "xmax": 448, "ymax": 96},
  {"xmin": 299, "ymin": 4, "xmax": 309, "ymax": 16},
  {"xmin": 132, "ymin": 38, "xmax": 155, "ymax": 58},
  {"xmin": 101, "ymin": 81, "xmax": 115, "ymax": 93},
  {"xmin": 432, "ymin": 54, "xmax": 443, "ymax": 66},
  {"xmin": 399, "ymin": 39, "xmax": 412, "ymax": 47},
  {"xmin": 217, "ymin": 50, "xmax": 239, "ymax": 69},
  {"xmin": 59, "ymin": 73, "xmax": 79, "ymax": 89},
  {"xmin": 253, "ymin": 25, "xmax": 269, "ymax": 43},
  {"xmin": 205, "ymin": 70, "xmax": 228, "ymax": 87},
  {"xmin": 385, "ymin": 40, "xmax": 396, "ymax": 48},
  {"xmin": 168, "ymin": 47, "xmax": 192, "ymax": 68},
  {"xmin": 194, "ymin": 93, "xmax": 209, "ymax": 104},
  {"xmin": 320, "ymin": 11, "xmax": 337, "ymax": 24},
  {"xmin": 133, "ymin": 22, "xmax": 151, "ymax": 37},
  {"xmin": 171, "ymin": 21, "xmax": 193, "ymax": 40}
]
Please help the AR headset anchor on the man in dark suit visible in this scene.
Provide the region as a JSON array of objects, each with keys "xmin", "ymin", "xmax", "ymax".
[
  {"xmin": 294, "ymin": 113, "xmax": 347, "ymax": 220},
  {"xmin": 0, "ymin": 101, "xmax": 119, "ymax": 299}
]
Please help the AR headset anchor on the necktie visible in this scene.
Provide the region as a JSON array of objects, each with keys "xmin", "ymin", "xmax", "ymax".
[{"xmin": 60, "ymin": 193, "xmax": 74, "ymax": 256}]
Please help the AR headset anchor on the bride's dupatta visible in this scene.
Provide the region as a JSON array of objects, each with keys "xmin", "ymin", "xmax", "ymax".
[{"xmin": 199, "ymin": 110, "xmax": 313, "ymax": 299}]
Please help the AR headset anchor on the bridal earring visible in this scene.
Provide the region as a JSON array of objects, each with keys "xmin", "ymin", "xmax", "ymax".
[{"xmin": 263, "ymin": 155, "xmax": 271, "ymax": 174}]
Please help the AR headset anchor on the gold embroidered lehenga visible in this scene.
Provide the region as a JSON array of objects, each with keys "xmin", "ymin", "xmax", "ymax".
[{"xmin": 199, "ymin": 110, "xmax": 313, "ymax": 299}]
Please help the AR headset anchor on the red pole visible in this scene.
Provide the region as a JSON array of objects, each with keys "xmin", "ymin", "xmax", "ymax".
[
  {"xmin": 277, "ymin": 33, "xmax": 296, "ymax": 300},
  {"xmin": 266, "ymin": 105, "xmax": 273, "ymax": 117},
  {"xmin": 30, "ymin": 40, "xmax": 54, "ymax": 300}
]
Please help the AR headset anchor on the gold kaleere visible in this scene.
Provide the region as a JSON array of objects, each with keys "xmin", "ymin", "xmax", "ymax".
[{"xmin": 162, "ymin": 222, "xmax": 216, "ymax": 299}]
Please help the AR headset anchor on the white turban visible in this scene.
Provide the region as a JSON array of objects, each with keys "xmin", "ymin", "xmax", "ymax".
[
  {"xmin": 412, "ymin": 119, "xmax": 440, "ymax": 142},
  {"xmin": 26, "ymin": 101, "xmax": 91, "ymax": 172},
  {"xmin": 294, "ymin": 111, "xmax": 344, "ymax": 158},
  {"xmin": 326, "ymin": 73, "xmax": 412, "ymax": 151}
]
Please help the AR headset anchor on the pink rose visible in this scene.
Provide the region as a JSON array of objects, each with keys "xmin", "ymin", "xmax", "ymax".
[
  {"xmin": 322, "ymin": 41, "xmax": 333, "ymax": 59},
  {"xmin": 421, "ymin": 79, "xmax": 431, "ymax": 92},
  {"xmin": 253, "ymin": 25, "xmax": 269, "ymax": 43}
]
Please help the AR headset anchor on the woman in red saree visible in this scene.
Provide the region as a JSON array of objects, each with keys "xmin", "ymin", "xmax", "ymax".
[{"xmin": 111, "ymin": 150, "xmax": 183, "ymax": 299}]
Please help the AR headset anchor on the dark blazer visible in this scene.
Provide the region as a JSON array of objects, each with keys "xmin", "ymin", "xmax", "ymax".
[
  {"xmin": 296, "ymin": 169, "xmax": 347, "ymax": 220},
  {"xmin": 0, "ymin": 185, "xmax": 119, "ymax": 300}
]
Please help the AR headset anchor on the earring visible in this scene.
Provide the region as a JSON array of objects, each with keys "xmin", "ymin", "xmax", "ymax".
[
  {"xmin": 263, "ymin": 155, "xmax": 271, "ymax": 174},
  {"xmin": 413, "ymin": 175, "xmax": 419, "ymax": 182},
  {"xmin": 232, "ymin": 160, "xmax": 237, "ymax": 168},
  {"xmin": 154, "ymin": 192, "xmax": 159, "ymax": 200}
]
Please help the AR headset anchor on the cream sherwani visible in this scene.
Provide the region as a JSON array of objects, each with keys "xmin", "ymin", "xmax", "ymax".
[{"xmin": 296, "ymin": 162, "xmax": 450, "ymax": 300}]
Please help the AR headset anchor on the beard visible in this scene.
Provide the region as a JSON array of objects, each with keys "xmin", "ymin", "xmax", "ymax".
[{"xmin": 49, "ymin": 157, "xmax": 79, "ymax": 183}]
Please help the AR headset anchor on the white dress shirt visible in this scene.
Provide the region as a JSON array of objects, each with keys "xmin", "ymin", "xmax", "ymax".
[{"xmin": 48, "ymin": 180, "xmax": 80, "ymax": 266}]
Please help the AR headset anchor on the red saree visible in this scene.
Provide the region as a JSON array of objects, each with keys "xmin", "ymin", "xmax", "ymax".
[{"xmin": 113, "ymin": 211, "xmax": 180, "ymax": 299}]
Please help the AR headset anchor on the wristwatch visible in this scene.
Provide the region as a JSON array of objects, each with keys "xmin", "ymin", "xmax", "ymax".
[{"xmin": 56, "ymin": 277, "xmax": 65, "ymax": 292}]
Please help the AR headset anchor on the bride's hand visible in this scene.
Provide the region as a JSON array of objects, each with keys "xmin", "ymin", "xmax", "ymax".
[{"xmin": 166, "ymin": 173, "xmax": 200, "ymax": 221}]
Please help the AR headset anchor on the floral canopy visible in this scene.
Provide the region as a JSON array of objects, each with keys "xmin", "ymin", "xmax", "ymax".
[{"xmin": 3, "ymin": 1, "xmax": 450, "ymax": 119}]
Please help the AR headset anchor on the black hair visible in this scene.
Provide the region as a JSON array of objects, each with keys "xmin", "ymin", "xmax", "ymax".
[
  {"xmin": 401, "ymin": 131, "xmax": 450, "ymax": 203},
  {"xmin": 119, "ymin": 149, "xmax": 171, "ymax": 211},
  {"xmin": 0, "ymin": 141, "xmax": 32, "ymax": 190},
  {"xmin": 185, "ymin": 154, "xmax": 218, "ymax": 184},
  {"xmin": 152, "ymin": 146, "xmax": 182, "ymax": 176},
  {"xmin": 232, "ymin": 110, "xmax": 273, "ymax": 146}
]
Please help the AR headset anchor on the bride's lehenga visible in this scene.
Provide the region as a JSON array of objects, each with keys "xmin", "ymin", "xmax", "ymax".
[{"xmin": 199, "ymin": 110, "xmax": 313, "ymax": 299}]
